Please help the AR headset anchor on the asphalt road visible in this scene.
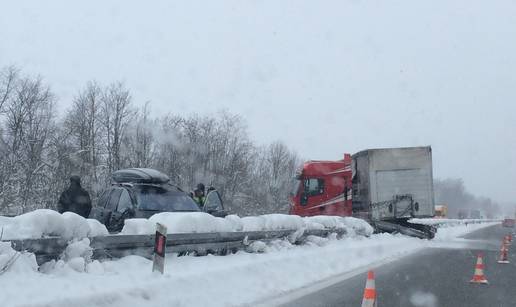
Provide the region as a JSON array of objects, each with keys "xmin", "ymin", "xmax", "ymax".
[{"xmin": 280, "ymin": 224, "xmax": 516, "ymax": 307}]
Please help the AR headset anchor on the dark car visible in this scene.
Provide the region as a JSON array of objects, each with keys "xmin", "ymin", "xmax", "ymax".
[{"xmin": 90, "ymin": 168, "xmax": 226, "ymax": 232}]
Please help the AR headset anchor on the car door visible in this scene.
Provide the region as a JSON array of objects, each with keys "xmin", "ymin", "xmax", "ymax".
[
  {"xmin": 203, "ymin": 190, "xmax": 227, "ymax": 217},
  {"xmin": 108, "ymin": 188, "xmax": 136, "ymax": 232},
  {"xmin": 298, "ymin": 177, "xmax": 327, "ymax": 216},
  {"xmin": 89, "ymin": 189, "xmax": 113, "ymax": 224},
  {"xmin": 103, "ymin": 188, "xmax": 123, "ymax": 231}
]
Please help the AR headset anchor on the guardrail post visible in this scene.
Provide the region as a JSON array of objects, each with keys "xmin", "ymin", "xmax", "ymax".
[{"xmin": 152, "ymin": 223, "xmax": 167, "ymax": 274}]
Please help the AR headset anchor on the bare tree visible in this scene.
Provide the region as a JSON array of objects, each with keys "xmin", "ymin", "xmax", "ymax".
[
  {"xmin": 0, "ymin": 74, "xmax": 56, "ymax": 213},
  {"xmin": 63, "ymin": 81, "xmax": 105, "ymax": 195},
  {"xmin": 0, "ymin": 66, "xmax": 18, "ymax": 112},
  {"xmin": 242, "ymin": 141, "xmax": 300, "ymax": 215},
  {"xmin": 0, "ymin": 68, "xmax": 305, "ymax": 216},
  {"xmin": 153, "ymin": 114, "xmax": 186, "ymax": 185},
  {"xmin": 123, "ymin": 101, "xmax": 155, "ymax": 168},
  {"xmin": 100, "ymin": 82, "xmax": 134, "ymax": 172}
]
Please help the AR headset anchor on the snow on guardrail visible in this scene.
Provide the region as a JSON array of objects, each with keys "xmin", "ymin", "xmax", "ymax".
[
  {"xmin": 0, "ymin": 209, "xmax": 108, "ymax": 241},
  {"xmin": 0, "ymin": 210, "xmax": 374, "ymax": 241},
  {"xmin": 121, "ymin": 212, "xmax": 374, "ymax": 237},
  {"xmin": 1, "ymin": 210, "xmax": 498, "ymax": 243},
  {"xmin": 409, "ymin": 218, "xmax": 501, "ymax": 226},
  {"xmin": 0, "ymin": 211, "xmax": 373, "ymax": 278}
]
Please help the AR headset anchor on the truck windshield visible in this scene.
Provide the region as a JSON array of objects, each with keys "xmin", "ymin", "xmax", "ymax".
[{"xmin": 134, "ymin": 185, "xmax": 200, "ymax": 212}]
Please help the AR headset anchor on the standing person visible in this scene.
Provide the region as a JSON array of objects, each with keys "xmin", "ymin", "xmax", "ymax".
[
  {"xmin": 58, "ymin": 175, "xmax": 92, "ymax": 218},
  {"xmin": 192, "ymin": 183, "xmax": 206, "ymax": 208}
]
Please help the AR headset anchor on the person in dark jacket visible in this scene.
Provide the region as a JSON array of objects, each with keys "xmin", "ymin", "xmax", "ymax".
[{"xmin": 58, "ymin": 175, "xmax": 92, "ymax": 218}]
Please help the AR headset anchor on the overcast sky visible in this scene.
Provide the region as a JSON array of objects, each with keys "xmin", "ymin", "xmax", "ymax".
[{"xmin": 1, "ymin": 1, "xmax": 515, "ymax": 203}]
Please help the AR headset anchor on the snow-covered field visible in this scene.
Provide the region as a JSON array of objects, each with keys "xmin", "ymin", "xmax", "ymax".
[{"xmin": 0, "ymin": 213, "xmax": 498, "ymax": 307}]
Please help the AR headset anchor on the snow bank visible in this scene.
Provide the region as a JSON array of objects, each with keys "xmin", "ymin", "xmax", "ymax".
[
  {"xmin": 0, "ymin": 209, "xmax": 108, "ymax": 240},
  {"xmin": 0, "ymin": 214, "xmax": 495, "ymax": 307},
  {"xmin": 240, "ymin": 214, "xmax": 305, "ymax": 231},
  {"xmin": 1, "ymin": 210, "xmax": 371, "ymax": 239},
  {"xmin": 0, "ymin": 241, "xmax": 38, "ymax": 274},
  {"xmin": 121, "ymin": 213, "xmax": 373, "ymax": 236},
  {"xmin": 0, "ymin": 211, "xmax": 105, "ymax": 276},
  {"xmin": 304, "ymin": 216, "xmax": 374, "ymax": 236},
  {"xmin": 150, "ymin": 212, "xmax": 234, "ymax": 233},
  {"xmin": 0, "ymin": 233, "xmax": 425, "ymax": 307},
  {"xmin": 410, "ymin": 218, "xmax": 501, "ymax": 226},
  {"xmin": 224, "ymin": 214, "xmax": 244, "ymax": 231},
  {"xmin": 36, "ymin": 238, "xmax": 95, "ymax": 274},
  {"xmin": 433, "ymin": 222, "xmax": 499, "ymax": 241},
  {"xmin": 86, "ymin": 219, "xmax": 109, "ymax": 237},
  {"xmin": 63, "ymin": 238, "xmax": 93, "ymax": 262},
  {"xmin": 121, "ymin": 218, "xmax": 156, "ymax": 235}
]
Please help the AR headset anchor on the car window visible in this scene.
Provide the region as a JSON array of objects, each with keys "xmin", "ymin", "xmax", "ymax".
[
  {"xmin": 205, "ymin": 191, "xmax": 223, "ymax": 211},
  {"xmin": 134, "ymin": 185, "xmax": 200, "ymax": 212},
  {"xmin": 106, "ymin": 188, "xmax": 122, "ymax": 211},
  {"xmin": 116, "ymin": 189, "xmax": 133, "ymax": 212}
]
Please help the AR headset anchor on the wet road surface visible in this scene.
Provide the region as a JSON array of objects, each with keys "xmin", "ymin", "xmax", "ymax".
[{"xmin": 280, "ymin": 224, "xmax": 516, "ymax": 307}]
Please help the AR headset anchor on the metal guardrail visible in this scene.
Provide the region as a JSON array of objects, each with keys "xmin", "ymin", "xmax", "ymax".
[{"xmin": 7, "ymin": 228, "xmax": 351, "ymax": 265}]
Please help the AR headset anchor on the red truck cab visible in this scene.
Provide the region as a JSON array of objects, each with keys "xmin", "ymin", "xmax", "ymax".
[{"xmin": 290, "ymin": 154, "xmax": 353, "ymax": 217}]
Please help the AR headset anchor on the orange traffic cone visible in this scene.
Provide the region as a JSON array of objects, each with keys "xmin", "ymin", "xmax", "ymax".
[
  {"xmin": 470, "ymin": 253, "xmax": 489, "ymax": 284},
  {"xmin": 361, "ymin": 270, "xmax": 377, "ymax": 307},
  {"xmin": 498, "ymin": 242, "xmax": 510, "ymax": 264}
]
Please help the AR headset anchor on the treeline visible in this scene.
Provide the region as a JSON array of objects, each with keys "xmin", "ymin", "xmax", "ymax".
[
  {"xmin": 0, "ymin": 66, "xmax": 300, "ymax": 216},
  {"xmin": 1, "ymin": 66, "xmax": 503, "ymax": 219},
  {"xmin": 434, "ymin": 178, "xmax": 502, "ymax": 218}
]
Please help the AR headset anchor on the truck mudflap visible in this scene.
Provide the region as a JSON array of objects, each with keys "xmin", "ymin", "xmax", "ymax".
[{"xmin": 373, "ymin": 220, "xmax": 436, "ymax": 239}]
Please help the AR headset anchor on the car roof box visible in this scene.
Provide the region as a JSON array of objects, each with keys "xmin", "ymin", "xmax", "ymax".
[{"xmin": 112, "ymin": 168, "xmax": 170, "ymax": 184}]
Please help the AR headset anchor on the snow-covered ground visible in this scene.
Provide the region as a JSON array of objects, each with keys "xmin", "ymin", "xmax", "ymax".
[
  {"xmin": 410, "ymin": 218, "xmax": 501, "ymax": 226},
  {"xmin": 0, "ymin": 218, "xmax": 498, "ymax": 307},
  {"xmin": 432, "ymin": 222, "xmax": 498, "ymax": 241}
]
